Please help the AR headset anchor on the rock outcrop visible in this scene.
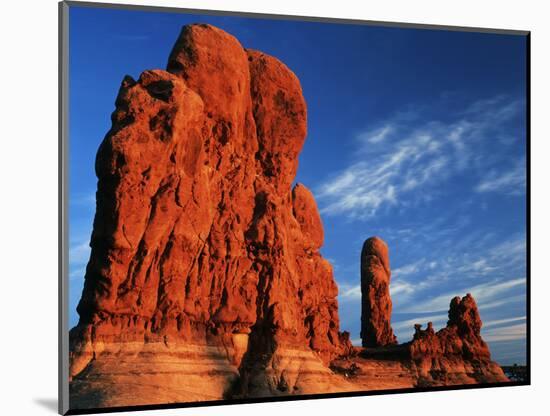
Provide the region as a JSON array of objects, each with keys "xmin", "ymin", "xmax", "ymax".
[
  {"xmin": 69, "ymin": 23, "xmax": 352, "ymax": 409},
  {"xmin": 69, "ymin": 24, "xmax": 510, "ymax": 410},
  {"xmin": 330, "ymin": 293, "xmax": 507, "ymax": 390},
  {"xmin": 408, "ymin": 294, "xmax": 508, "ymax": 385},
  {"xmin": 360, "ymin": 237, "xmax": 397, "ymax": 347}
]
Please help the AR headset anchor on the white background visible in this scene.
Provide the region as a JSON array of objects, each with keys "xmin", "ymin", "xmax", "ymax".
[{"xmin": 0, "ymin": 0, "xmax": 547, "ymax": 414}]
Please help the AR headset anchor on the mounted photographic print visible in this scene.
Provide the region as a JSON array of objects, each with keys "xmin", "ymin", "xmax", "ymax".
[{"xmin": 59, "ymin": 1, "xmax": 530, "ymax": 414}]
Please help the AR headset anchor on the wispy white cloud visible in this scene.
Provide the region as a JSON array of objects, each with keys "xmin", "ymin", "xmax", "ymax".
[
  {"xmin": 483, "ymin": 315, "xmax": 526, "ymax": 329},
  {"xmin": 478, "ymin": 294, "xmax": 526, "ymax": 311},
  {"xmin": 482, "ymin": 323, "xmax": 527, "ymax": 342},
  {"xmin": 339, "ymin": 284, "xmax": 362, "ymax": 300},
  {"xmin": 461, "ymin": 95, "xmax": 524, "ymax": 123},
  {"xmin": 358, "ymin": 125, "xmax": 394, "ymax": 144},
  {"xmin": 400, "ymin": 277, "xmax": 526, "ymax": 314},
  {"xmin": 476, "ymin": 158, "xmax": 526, "ymax": 195},
  {"xmin": 317, "ymin": 132, "xmax": 446, "ymax": 218},
  {"xmin": 390, "ymin": 280, "xmax": 416, "ymax": 297},
  {"xmin": 393, "ymin": 258, "xmax": 433, "ymax": 278},
  {"xmin": 490, "ymin": 236, "xmax": 526, "ymax": 257},
  {"xmin": 316, "ymin": 95, "xmax": 525, "ymax": 219}
]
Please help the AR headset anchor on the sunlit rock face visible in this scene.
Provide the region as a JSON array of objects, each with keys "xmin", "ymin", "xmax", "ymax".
[
  {"xmin": 407, "ymin": 294, "xmax": 508, "ymax": 385},
  {"xmin": 69, "ymin": 24, "xmax": 351, "ymax": 408}
]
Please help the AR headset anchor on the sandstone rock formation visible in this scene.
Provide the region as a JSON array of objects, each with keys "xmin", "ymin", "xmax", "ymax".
[
  {"xmin": 408, "ymin": 294, "xmax": 508, "ymax": 385},
  {"xmin": 69, "ymin": 24, "xmax": 510, "ymax": 410},
  {"xmin": 360, "ymin": 237, "xmax": 397, "ymax": 347},
  {"xmin": 330, "ymin": 293, "xmax": 507, "ymax": 390},
  {"xmin": 69, "ymin": 23, "xmax": 352, "ymax": 409}
]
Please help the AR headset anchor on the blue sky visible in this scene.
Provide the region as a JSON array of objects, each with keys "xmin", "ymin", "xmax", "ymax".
[{"xmin": 69, "ymin": 6, "xmax": 527, "ymax": 365}]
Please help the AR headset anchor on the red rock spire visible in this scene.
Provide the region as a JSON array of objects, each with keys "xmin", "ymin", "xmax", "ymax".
[{"xmin": 360, "ymin": 236, "xmax": 397, "ymax": 347}]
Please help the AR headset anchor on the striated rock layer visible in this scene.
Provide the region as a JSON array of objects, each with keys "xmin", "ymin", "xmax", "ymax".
[
  {"xmin": 360, "ymin": 237, "xmax": 397, "ymax": 347},
  {"xmin": 69, "ymin": 24, "xmax": 509, "ymax": 410}
]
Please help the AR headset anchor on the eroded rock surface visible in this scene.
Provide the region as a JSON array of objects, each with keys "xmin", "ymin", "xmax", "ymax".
[
  {"xmin": 331, "ymin": 293, "xmax": 507, "ymax": 390},
  {"xmin": 360, "ymin": 237, "xmax": 397, "ymax": 347},
  {"xmin": 69, "ymin": 23, "xmax": 351, "ymax": 408},
  {"xmin": 408, "ymin": 294, "xmax": 508, "ymax": 385}
]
